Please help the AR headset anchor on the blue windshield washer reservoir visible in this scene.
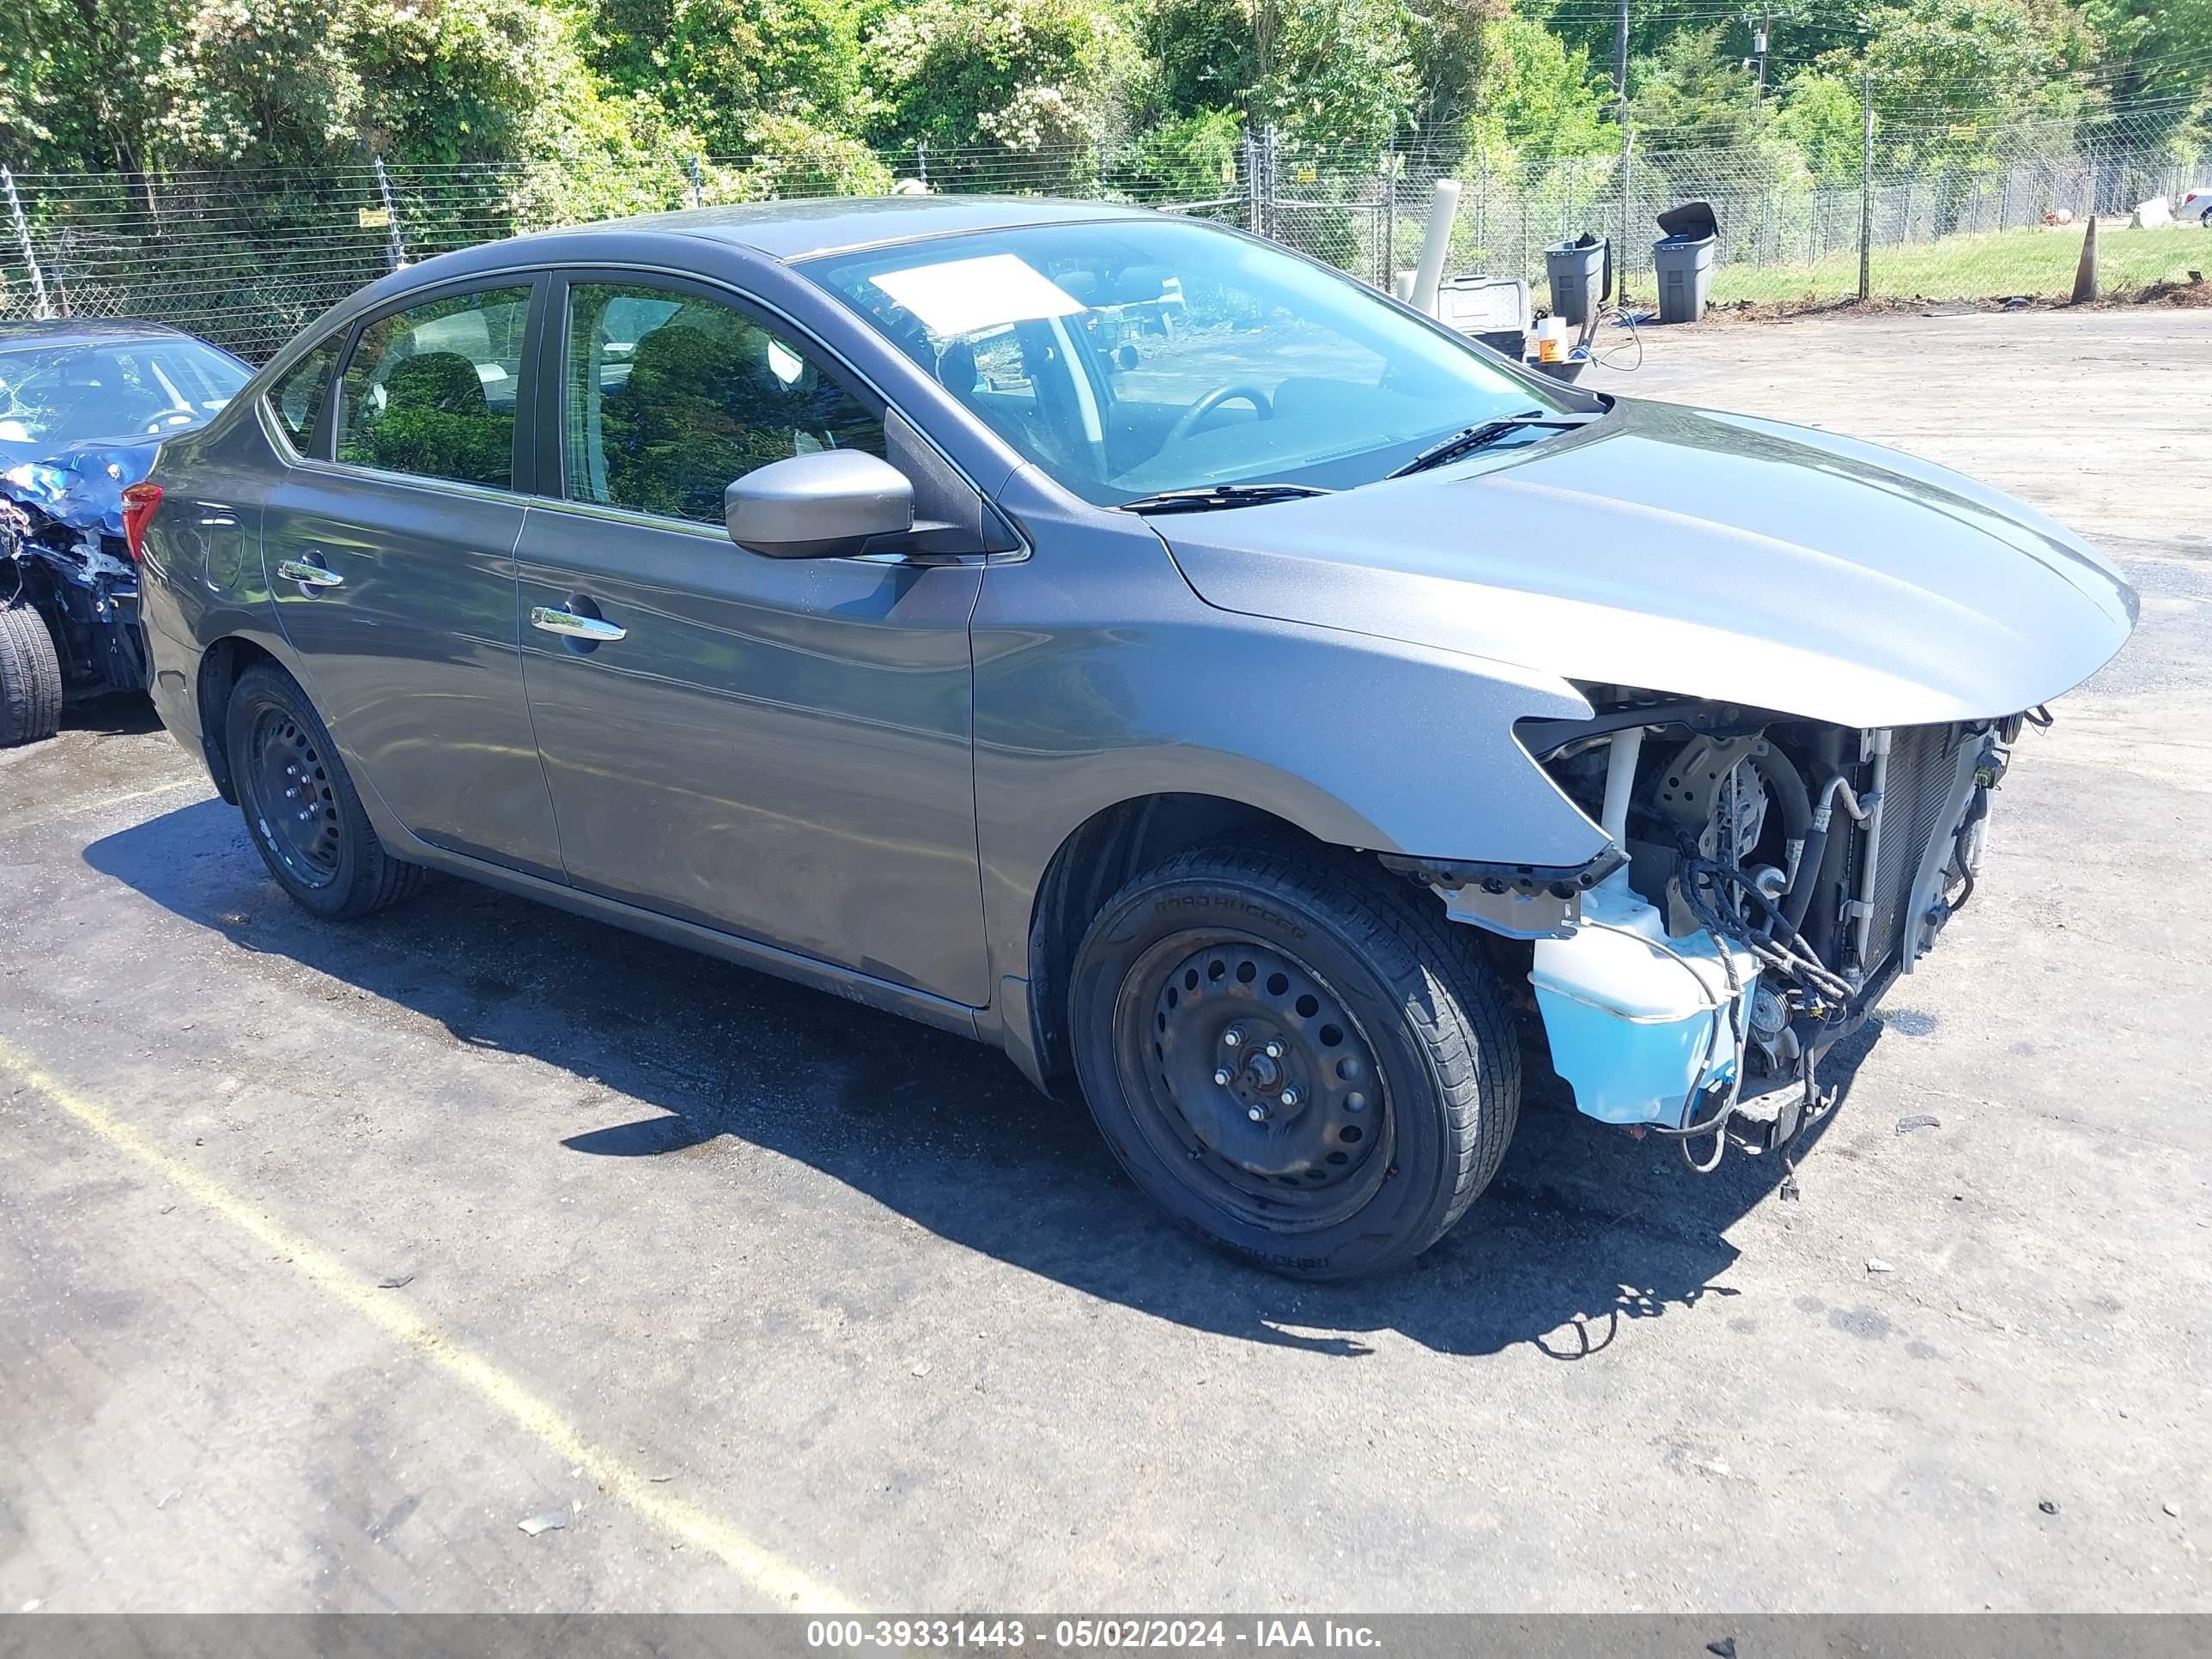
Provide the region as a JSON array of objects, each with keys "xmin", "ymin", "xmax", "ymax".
[{"xmin": 1529, "ymin": 878, "xmax": 1760, "ymax": 1128}]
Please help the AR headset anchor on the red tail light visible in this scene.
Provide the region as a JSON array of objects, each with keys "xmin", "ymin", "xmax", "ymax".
[{"xmin": 119, "ymin": 481, "xmax": 162, "ymax": 562}]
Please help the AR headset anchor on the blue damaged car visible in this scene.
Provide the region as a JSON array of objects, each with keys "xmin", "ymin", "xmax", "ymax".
[{"xmin": 0, "ymin": 319, "xmax": 252, "ymax": 744}]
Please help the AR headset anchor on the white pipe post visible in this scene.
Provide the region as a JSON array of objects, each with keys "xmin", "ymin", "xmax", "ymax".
[
  {"xmin": 1411, "ymin": 178, "xmax": 1461, "ymax": 318},
  {"xmin": 1600, "ymin": 727, "xmax": 1644, "ymax": 847}
]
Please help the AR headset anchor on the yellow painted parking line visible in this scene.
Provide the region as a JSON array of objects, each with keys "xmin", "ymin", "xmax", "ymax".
[{"xmin": 0, "ymin": 1035, "xmax": 853, "ymax": 1613}]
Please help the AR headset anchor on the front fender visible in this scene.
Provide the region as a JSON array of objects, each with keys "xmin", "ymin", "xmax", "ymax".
[{"xmin": 969, "ymin": 494, "xmax": 1610, "ymax": 1000}]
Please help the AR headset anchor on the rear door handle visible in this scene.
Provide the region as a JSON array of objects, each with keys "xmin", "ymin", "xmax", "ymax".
[
  {"xmin": 275, "ymin": 558, "xmax": 343, "ymax": 588},
  {"xmin": 530, "ymin": 605, "xmax": 626, "ymax": 643}
]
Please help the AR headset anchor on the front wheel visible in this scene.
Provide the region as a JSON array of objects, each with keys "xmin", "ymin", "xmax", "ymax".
[
  {"xmin": 1069, "ymin": 843, "xmax": 1520, "ymax": 1279},
  {"xmin": 0, "ymin": 599, "xmax": 63, "ymax": 746}
]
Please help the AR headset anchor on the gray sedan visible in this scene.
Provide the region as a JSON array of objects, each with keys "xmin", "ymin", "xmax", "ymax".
[{"xmin": 134, "ymin": 198, "xmax": 2136, "ymax": 1278}]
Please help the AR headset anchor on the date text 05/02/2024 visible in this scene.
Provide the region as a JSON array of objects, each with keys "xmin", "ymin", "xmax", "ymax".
[{"xmin": 804, "ymin": 1621, "xmax": 1385, "ymax": 1650}]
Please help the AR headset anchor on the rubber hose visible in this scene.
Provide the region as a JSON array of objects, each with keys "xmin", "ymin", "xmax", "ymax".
[
  {"xmin": 1784, "ymin": 824, "xmax": 1829, "ymax": 934},
  {"xmin": 1784, "ymin": 775, "xmax": 1871, "ymax": 936},
  {"xmin": 1750, "ymin": 743, "xmax": 1812, "ymax": 875}
]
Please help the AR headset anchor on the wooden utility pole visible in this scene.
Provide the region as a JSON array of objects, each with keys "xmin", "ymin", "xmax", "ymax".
[{"xmin": 1753, "ymin": 8, "xmax": 1771, "ymax": 97}]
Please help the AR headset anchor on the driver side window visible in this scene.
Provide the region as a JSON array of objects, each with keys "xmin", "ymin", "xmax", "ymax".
[{"xmin": 562, "ymin": 281, "xmax": 884, "ymax": 527}]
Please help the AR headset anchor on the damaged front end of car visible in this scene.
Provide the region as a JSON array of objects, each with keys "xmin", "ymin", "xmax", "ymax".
[
  {"xmin": 1395, "ymin": 687, "xmax": 2036, "ymax": 1170},
  {"xmin": 1, "ymin": 448, "xmax": 159, "ymax": 708}
]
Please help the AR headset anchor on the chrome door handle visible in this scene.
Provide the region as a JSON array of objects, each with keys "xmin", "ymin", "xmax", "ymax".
[
  {"xmin": 275, "ymin": 559, "xmax": 343, "ymax": 588},
  {"xmin": 530, "ymin": 605, "xmax": 626, "ymax": 643}
]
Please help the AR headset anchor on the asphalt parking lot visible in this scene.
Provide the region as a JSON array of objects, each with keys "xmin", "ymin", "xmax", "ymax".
[{"xmin": 3, "ymin": 305, "xmax": 2208, "ymax": 1613}]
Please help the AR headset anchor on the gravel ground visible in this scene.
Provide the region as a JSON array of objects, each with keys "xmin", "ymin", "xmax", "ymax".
[{"xmin": 1, "ymin": 304, "xmax": 2206, "ymax": 1614}]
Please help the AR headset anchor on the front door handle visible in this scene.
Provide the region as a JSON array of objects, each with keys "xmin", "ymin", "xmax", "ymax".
[
  {"xmin": 530, "ymin": 605, "xmax": 626, "ymax": 643},
  {"xmin": 275, "ymin": 558, "xmax": 343, "ymax": 589}
]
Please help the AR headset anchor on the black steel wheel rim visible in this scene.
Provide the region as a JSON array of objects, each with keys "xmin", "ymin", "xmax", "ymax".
[
  {"xmin": 1113, "ymin": 930, "xmax": 1395, "ymax": 1231},
  {"xmin": 246, "ymin": 705, "xmax": 342, "ymax": 887}
]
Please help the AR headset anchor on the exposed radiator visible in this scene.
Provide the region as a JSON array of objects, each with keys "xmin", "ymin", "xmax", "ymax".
[{"xmin": 1858, "ymin": 724, "xmax": 1964, "ymax": 975}]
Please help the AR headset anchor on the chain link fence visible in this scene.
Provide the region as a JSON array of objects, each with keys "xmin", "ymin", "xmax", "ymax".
[
  {"xmin": 2, "ymin": 110, "xmax": 2206, "ymax": 362},
  {"xmin": 1417, "ymin": 109, "xmax": 2211, "ymax": 310}
]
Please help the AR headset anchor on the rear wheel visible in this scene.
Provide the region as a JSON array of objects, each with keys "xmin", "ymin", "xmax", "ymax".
[
  {"xmin": 225, "ymin": 661, "xmax": 423, "ymax": 920},
  {"xmin": 1069, "ymin": 842, "xmax": 1520, "ymax": 1279},
  {"xmin": 0, "ymin": 599, "xmax": 63, "ymax": 747}
]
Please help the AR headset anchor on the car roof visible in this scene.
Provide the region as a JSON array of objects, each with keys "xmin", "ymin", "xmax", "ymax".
[
  {"xmin": 381, "ymin": 195, "xmax": 1165, "ymax": 289},
  {"xmin": 629, "ymin": 195, "xmax": 1159, "ymax": 261},
  {"xmin": 266, "ymin": 195, "xmax": 1193, "ymax": 373},
  {"xmin": 0, "ymin": 317, "xmax": 204, "ymax": 352}
]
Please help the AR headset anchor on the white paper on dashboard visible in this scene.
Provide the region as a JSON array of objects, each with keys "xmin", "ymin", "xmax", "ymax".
[{"xmin": 869, "ymin": 253, "xmax": 1085, "ymax": 338}]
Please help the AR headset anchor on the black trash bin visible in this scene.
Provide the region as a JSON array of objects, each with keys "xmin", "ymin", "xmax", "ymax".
[
  {"xmin": 1652, "ymin": 200, "xmax": 1718, "ymax": 325},
  {"xmin": 1543, "ymin": 234, "xmax": 1611, "ymax": 329}
]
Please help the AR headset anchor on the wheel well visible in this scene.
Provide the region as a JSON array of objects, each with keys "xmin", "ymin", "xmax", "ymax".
[
  {"xmin": 1024, "ymin": 793, "xmax": 1334, "ymax": 1086},
  {"xmin": 195, "ymin": 636, "xmax": 277, "ymax": 803}
]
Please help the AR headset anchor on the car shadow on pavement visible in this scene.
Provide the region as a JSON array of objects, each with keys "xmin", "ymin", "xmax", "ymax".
[
  {"xmin": 87, "ymin": 798, "xmax": 1876, "ymax": 1362},
  {"xmin": 62, "ymin": 691, "xmax": 164, "ymax": 737}
]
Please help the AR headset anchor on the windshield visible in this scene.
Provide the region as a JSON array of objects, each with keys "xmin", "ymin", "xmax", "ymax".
[
  {"xmin": 801, "ymin": 220, "xmax": 1565, "ymax": 506},
  {"xmin": 0, "ymin": 337, "xmax": 251, "ymax": 448}
]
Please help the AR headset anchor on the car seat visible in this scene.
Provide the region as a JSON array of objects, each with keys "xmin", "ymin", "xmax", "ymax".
[{"xmin": 359, "ymin": 351, "xmax": 509, "ymax": 486}]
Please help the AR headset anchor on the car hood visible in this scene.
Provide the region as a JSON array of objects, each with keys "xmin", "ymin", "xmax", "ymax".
[
  {"xmin": 0, "ymin": 437, "xmax": 157, "ymax": 538},
  {"xmin": 1154, "ymin": 398, "xmax": 2137, "ymax": 727}
]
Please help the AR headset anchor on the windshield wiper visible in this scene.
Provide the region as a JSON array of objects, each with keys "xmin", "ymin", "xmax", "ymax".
[
  {"xmin": 1117, "ymin": 483, "xmax": 1334, "ymax": 515},
  {"xmin": 1389, "ymin": 410, "xmax": 1604, "ymax": 478}
]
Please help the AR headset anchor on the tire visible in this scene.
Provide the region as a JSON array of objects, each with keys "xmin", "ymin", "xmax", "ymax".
[
  {"xmin": 1068, "ymin": 842, "xmax": 1520, "ymax": 1280},
  {"xmin": 0, "ymin": 599, "xmax": 64, "ymax": 747},
  {"xmin": 224, "ymin": 660, "xmax": 424, "ymax": 920}
]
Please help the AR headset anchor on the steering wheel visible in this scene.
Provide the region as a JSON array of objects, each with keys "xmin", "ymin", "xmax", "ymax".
[
  {"xmin": 81, "ymin": 385, "xmax": 174, "ymax": 434},
  {"xmin": 1164, "ymin": 383, "xmax": 1273, "ymax": 447}
]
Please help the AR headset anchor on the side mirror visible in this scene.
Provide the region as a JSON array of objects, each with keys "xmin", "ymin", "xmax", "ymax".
[{"xmin": 724, "ymin": 449, "xmax": 914, "ymax": 560}]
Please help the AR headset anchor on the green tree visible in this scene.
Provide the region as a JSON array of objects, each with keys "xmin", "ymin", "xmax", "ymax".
[
  {"xmin": 1810, "ymin": 0, "xmax": 2093, "ymax": 228},
  {"xmin": 739, "ymin": 112, "xmax": 897, "ymax": 193},
  {"xmin": 1404, "ymin": 0, "xmax": 1500, "ymax": 138},
  {"xmin": 1252, "ymin": 0, "xmax": 1423, "ymax": 147},
  {"xmin": 1832, "ymin": 0, "xmax": 2091, "ymax": 137},
  {"xmin": 0, "ymin": 0, "xmax": 181, "ymax": 172},
  {"xmin": 1145, "ymin": 0, "xmax": 1259, "ymax": 117},
  {"xmin": 1774, "ymin": 68, "xmax": 1866, "ymax": 183},
  {"xmin": 864, "ymin": 0, "xmax": 1140, "ymax": 154},
  {"xmin": 1116, "ymin": 106, "xmax": 1245, "ymax": 195},
  {"xmin": 353, "ymin": 0, "xmax": 604, "ymax": 166},
  {"xmin": 587, "ymin": 0, "xmax": 871, "ymax": 155},
  {"xmin": 1627, "ymin": 25, "xmax": 1771, "ymax": 146},
  {"xmin": 2066, "ymin": 0, "xmax": 2209, "ymax": 156},
  {"xmin": 1468, "ymin": 13, "xmax": 1611, "ymax": 160},
  {"xmin": 152, "ymin": 0, "xmax": 365, "ymax": 169}
]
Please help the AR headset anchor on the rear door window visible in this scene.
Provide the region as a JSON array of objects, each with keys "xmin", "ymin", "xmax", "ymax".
[{"xmin": 337, "ymin": 287, "xmax": 532, "ymax": 489}]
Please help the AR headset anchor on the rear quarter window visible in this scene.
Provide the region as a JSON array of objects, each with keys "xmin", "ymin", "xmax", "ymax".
[{"xmin": 268, "ymin": 334, "xmax": 342, "ymax": 456}]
